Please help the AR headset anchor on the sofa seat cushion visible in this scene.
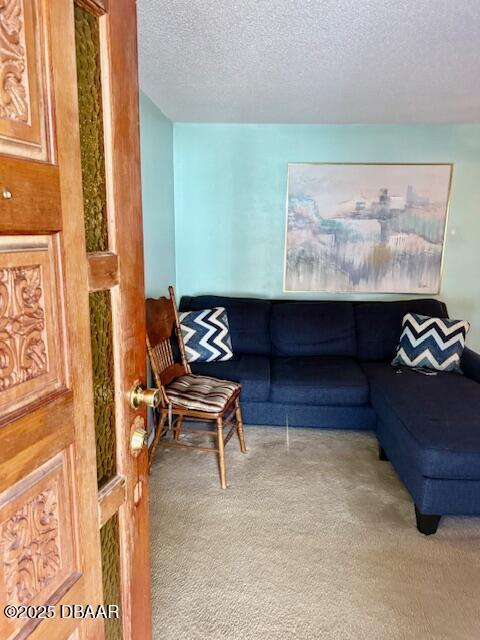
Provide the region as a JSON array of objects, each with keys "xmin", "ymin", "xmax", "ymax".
[
  {"xmin": 270, "ymin": 356, "xmax": 369, "ymax": 406},
  {"xmin": 363, "ymin": 363, "xmax": 480, "ymax": 480},
  {"xmin": 190, "ymin": 355, "xmax": 270, "ymax": 402}
]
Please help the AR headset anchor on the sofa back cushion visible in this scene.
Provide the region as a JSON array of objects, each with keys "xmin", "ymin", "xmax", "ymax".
[
  {"xmin": 355, "ymin": 299, "xmax": 448, "ymax": 362},
  {"xmin": 179, "ymin": 295, "xmax": 271, "ymax": 355},
  {"xmin": 270, "ymin": 302, "xmax": 357, "ymax": 357}
]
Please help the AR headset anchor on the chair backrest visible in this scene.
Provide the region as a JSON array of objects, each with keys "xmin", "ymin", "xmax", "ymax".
[{"xmin": 145, "ymin": 287, "xmax": 190, "ymax": 402}]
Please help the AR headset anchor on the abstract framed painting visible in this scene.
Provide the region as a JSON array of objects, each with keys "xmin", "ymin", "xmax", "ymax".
[{"xmin": 284, "ymin": 163, "xmax": 453, "ymax": 293}]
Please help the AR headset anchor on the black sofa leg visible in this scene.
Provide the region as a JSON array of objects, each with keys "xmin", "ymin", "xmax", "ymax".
[
  {"xmin": 379, "ymin": 446, "xmax": 389, "ymax": 461},
  {"xmin": 415, "ymin": 505, "xmax": 441, "ymax": 535}
]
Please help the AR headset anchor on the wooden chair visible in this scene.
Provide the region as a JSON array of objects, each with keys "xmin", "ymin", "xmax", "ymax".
[{"xmin": 146, "ymin": 286, "xmax": 246, "ymax": 488}]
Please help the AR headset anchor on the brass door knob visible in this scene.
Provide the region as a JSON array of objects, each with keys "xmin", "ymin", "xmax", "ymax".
[
  {"xmin": 129, "ymin": 382, "xmax": 160, "ymax": 409},
  {"xmin": 131, "ymin": 425, "xmax": 148, "ymax": 455}
]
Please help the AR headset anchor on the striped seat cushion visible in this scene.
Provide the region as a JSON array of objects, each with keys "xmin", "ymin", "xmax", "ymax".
[{"xmin": 166, "ymin": 374, "xmax": 240, "ymax": 413}]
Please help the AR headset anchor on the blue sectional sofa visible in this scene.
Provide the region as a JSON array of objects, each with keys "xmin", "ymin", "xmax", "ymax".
[{"xmin": 179, "ymin": 295, "xmax": 480, "ymax": 535}]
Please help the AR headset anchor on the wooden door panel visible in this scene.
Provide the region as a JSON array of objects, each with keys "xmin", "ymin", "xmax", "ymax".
[
  {"xmin": 0, "ymin": 392, "xmax": 74, "ymax": 493},
  {"xmin": 0, "ymin": 159, "xmax": 61, "ymax": 233},
  {"xmin": 0, "ymin": 234, "xmax": 67, "ymax": 420},
  {"xmin": 0, "ymin": 0, "xmax": 54, "ymax": 161},
  {"xmin": 0, "ymin": 449, "xmax": 80, "ymax": 640}
]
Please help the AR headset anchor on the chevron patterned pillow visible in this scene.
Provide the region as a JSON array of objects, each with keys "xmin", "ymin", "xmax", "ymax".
[
  {"xmin": 179, "ymin": 307, "xmax": 234, "ymax": 363},
  {"xmin": 391, "ymin": 313, "xmax": 470, "ymax": 373}
]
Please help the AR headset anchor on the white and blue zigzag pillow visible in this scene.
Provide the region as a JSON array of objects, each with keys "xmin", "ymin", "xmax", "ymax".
[
  {"xmin": 392, "ymin": 313, "xmax": 470, "ymax": 373},
  {"xmin": 179, "ymin": 307, "xmax": 233, "ymax": 363}
]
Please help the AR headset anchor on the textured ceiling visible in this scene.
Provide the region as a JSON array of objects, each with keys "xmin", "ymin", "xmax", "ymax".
[{"xmin": 137, "ymin": 0, "xmax": 480, "ymax": 123}]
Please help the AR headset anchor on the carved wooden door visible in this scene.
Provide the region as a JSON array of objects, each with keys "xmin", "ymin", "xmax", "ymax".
[{"xmin": 0, "ymin": 1, "xmax": 151, "ymax": 639}]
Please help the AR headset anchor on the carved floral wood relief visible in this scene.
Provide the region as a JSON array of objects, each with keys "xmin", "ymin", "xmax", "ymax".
[
  {"xmin": 1, "ymin": 486, "xmax": 61, "ymax": 605},
  {"xmin": 0, "ymin": 0, "xmax": 30, "ymax": 123},
  {"xmin": 0, "ymin": 265, "xmax": 49, "ymax": 391},
  {"xmin": 0, "ymin": 0, "xmax": 53, "ymax": 161},
  {"xmin": 0, "ymin": 453, "xmax": 78, "ymax": 640}
]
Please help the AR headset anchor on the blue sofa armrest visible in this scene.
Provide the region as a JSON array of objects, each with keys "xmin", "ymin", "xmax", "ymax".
[{"xmin": 461, "ymin": 347, "xmax": 480, "ymax": 383}]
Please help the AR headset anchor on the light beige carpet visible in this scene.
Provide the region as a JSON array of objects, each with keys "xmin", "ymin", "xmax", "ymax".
[{"xmin": 149, "ymin": 426, "xmax": 480, "ymax": 640}]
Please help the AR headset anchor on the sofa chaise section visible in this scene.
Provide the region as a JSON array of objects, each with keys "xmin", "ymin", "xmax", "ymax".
[{"xmin": 363, "ymin": 362, "xmax": 480, "ymax": 533}]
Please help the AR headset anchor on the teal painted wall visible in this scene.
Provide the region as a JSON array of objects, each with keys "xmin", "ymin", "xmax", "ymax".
[
  {"xmin": 139, "ymin": 91, "xmax": 175, "ymax": 297},
  {"xmin": 174, "ymin": 124, "xmax": 480, "ymax": 350}
]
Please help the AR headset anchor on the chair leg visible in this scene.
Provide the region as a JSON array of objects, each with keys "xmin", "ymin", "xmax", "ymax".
[
  {"xmin": 216, "ymin": 417, "xmax": 227, "ymax": 489},
  {"xmin": 174, "ymin": 415, "xmax": 184, "ymax": 442},
  {"xmin": 148, "ymin": 413, "xmax": 167, "ymax": 473},
  {"xmin": 235, "ymin": 398, "xmax": 247, "ymax": 453}
]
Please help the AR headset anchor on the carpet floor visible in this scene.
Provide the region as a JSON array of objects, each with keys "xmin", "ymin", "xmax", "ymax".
[{"xmin": 149, "ymin": 426, "xmax": 480, "ymax": 640}]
